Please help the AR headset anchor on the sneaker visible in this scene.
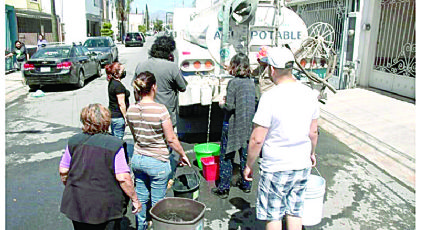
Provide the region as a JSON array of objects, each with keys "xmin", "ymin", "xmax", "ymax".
[
  {"xmin": 236, "ymin": 180, "xmax": 251, "ymax": 193},
  {"xmin": 211, "ymin": 188, "xmax": 229, "ymax": 199}
]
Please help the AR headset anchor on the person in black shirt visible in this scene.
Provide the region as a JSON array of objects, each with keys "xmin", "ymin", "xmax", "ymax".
[
  {"xmin": 5, "ymin": 40, "xmax": 28, "ymax": 71},
  {"xmin": 106, "ymin": 62, "xmax": 130, "ymax": 139}
]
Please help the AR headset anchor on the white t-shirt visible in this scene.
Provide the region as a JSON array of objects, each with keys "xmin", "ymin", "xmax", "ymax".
[{"xmin": 253, "ymin": 82, "xmax": 320, "ymax": 172}]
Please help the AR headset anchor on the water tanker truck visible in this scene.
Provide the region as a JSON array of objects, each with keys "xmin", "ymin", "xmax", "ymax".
[{"xmin": 173, "ymin": 0, "xmax": 336, "ymax": 142}]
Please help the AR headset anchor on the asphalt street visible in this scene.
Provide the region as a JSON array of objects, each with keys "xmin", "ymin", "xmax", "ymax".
[{"xmin": 5, "ymin": 36, "xmax": 415, "ymax": 229}]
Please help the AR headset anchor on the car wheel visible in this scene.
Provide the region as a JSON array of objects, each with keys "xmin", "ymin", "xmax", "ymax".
[
  {"xmin": 96, "ymin": 63, "xmax": 102, "ymax": 77},
  {"xmin": 29, "ymin": 85, "xmax": 39, "ymax": 92},
  {"xmin": 76, "ymin": 70, "xmax": 85, "ymax": 88},
  {"xmin": 114, "ymin": 55, "xmax": 119, "ymax": 62},
  {"xmin": 141, "ymin": 43, "xmax": 144, "ymax": 47}
]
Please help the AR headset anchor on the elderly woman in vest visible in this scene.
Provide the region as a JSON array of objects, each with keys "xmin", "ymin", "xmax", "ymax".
[{"xmin": 59, "ymin": 103, "xmax": 141, "ymax": 230}]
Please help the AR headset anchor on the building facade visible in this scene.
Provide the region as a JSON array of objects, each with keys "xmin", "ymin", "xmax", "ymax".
[
  {"xmin": 106, "ymin": 0, "xmax": 120, "ymax": 40},
  {"xmin": 5, "ymin": 0, "xmax": 62, "ymax": 46},
  {"xmin": 86, "ymin": 0, "xmax": 103, "ymax": 36},
  {"xmin": 128, "ymin": 13, "xmax": 144, "ymax": 33}
]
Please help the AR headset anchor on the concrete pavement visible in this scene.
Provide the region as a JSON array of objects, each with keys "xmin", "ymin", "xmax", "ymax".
[
  {"xmin": 5, "ymin": 70, "xmax": 29, "ymax": 106},
  {"xmin": 5, "ymin": 70, "xmax": 416, "ymax": 191},
  {"xmin": 319, "ymin": 88, "xmax": 415, "ymax": 191}
]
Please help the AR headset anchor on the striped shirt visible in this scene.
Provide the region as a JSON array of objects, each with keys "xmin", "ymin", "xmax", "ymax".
[{"xmin": 126, "ymin": 102, "xmax": 171, "ymax": 162}]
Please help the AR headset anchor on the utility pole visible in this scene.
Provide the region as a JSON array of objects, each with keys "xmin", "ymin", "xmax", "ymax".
[{"xmin": 50, "ymin": 0, "xmax": 59, "ymax": 42}]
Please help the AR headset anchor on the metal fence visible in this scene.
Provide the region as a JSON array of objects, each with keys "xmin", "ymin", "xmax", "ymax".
[
  {"xmin": 373, "ymin": 0, "xmax": 415, "ymax": 78},
  {"xmin": 287, "ymin": 0, "xmax": 350, "ymax": 88}
]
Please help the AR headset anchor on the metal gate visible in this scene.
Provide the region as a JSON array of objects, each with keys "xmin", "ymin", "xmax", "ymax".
[
  {"xmin": 370, "ymin": 0, "xmax": 415, "ymax": 98},
  {"xmin": 287, "ymin": 0, "xmax": 351, "ymax": 89}
]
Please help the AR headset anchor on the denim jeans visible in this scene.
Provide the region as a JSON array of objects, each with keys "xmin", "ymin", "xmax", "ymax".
[
  {"xmin": 131, "ymin": 154, "xmax": 171, "ymax": 230},
  {"xmin": 111, "ymin": 117, "xmax": 125, "ymax": 139}
]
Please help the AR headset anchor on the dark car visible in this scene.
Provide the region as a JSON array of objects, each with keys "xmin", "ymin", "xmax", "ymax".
[
  {"xmin": 23, "ymin": 43, "xmax": 101, "ymax": 90},
  {"xmin": 124, "ymin": 32, "xmax": 145, "ymax": 47},
  {"xmin": 83, "ymin": 36, "xmax": 118, "ymax": 66}
]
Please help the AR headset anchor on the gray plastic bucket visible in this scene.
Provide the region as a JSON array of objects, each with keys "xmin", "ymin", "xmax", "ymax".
[
  {"xmin": 303, "ymin": 174, "xmax": 326, "ymax": 226},
  {"xmin": 150, "ymin": 197, "xmax": 206, "ymax": 230}
]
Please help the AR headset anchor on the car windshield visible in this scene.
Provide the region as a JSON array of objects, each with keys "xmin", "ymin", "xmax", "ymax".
[
  {"xmin": 127, "ymin": 33, "xmax": 141, "ymax": 39},
  {"xmin": 84, "ymin": 39, "xmax": 109, "ymax": 48},
  {"xmin": 32, "ymin": 47, "xmax": 71, "ymax": 59}
]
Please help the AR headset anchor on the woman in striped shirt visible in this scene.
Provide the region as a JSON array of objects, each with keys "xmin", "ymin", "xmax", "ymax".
[{"xmin": 126, "ymin": 71, "xmax": 191, "ymax": 230}]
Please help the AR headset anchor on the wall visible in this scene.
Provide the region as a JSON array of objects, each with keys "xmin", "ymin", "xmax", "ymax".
[
  {"xmin": 86, "ymin": 0, "xmax": 101, "ymax": 15},
  {"xmin": 129, "ymin": 13, "xmax": 144, "ymax": 32},
  {"xmin": 5, "ymin": 0, "xmax": 27, "ymax": 9},
  {"xmin": 63, "ymin": 0, "xmax": 87, "ymax": 43},
  {"xmin": 357, "ymin": 0, "xmax": 379, "ymax": 87},
  {"xmin": 109, "ymin": 0, "xmax": 119, "ymax": 40}
]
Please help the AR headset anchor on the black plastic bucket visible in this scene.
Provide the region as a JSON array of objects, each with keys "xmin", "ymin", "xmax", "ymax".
[
  {"xmin": 150, "ymin": 197, "xmax": 206, "ymax": 230},
  {"xmin": 172, "ymin": 166, "xmax": 200, "ymax": 200}
]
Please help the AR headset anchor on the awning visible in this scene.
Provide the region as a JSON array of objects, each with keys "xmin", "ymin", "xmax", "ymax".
[{"xmin": 15, "ymin": 8, "xmax": 57, "ymax": 20}]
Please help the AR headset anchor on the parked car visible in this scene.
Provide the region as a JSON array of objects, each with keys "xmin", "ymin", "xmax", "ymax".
[
  {"xmin": 83, "ymin": 36, "xmax": 118, "ymax": 66},
  {"xmin": 124, "ymin": 32, "xmax": 145, "ymax": 47},
  {"xmin": 23, "ymin": 43, "xmax": 101, "ymax": 91}
]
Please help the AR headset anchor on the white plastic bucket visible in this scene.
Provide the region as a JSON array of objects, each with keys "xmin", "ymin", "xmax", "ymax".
[{"xmin": 302, "ymin": 174, "xmax": 326, "ymax": 226}]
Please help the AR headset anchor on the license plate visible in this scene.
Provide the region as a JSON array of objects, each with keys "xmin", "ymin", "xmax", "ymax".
[
  {"xmin": 132, "ymin": 38, "xmax": 135, "ymax": 41},
  {"xmin": 40, "ymin": 67, "xmax": 50, "ymax": 72}
]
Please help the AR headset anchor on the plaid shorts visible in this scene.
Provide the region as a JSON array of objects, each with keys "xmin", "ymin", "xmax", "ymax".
[{"xmin": 256, "ymin": 168, "xmax": 311, "ymax": 220}]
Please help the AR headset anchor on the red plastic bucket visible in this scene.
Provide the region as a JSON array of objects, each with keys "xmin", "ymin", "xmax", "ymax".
[{"xmin": 201, "ymin": 156, "xmax": 219, "ymax": 181}]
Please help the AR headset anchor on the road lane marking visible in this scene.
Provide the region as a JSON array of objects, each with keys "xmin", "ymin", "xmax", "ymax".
[{"xmin": 6, "ymin": 150, "xmax": 64, "ymax": 165}]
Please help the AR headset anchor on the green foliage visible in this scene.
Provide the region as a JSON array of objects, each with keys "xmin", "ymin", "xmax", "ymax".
[
  {"xmin": 138, "ymin": 25, "xmax": 147, "ymax": 33},
  {"xmin": 153, "ymin": 19, "xmax": 163, "ymax": 32},
  {"xmin": 101, "ymin": 22, "xmax": 114, "ymax": 37},
  {"xmin": 145, "ymin": 4, "xmax": 149, "ymax": 31}
]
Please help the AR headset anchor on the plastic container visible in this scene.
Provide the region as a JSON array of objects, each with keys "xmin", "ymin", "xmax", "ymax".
[
  {"xmin": 302, "ymin": 175, "xmax": 326, "ymax": 226},
  {"xmin": 150, "ymin": 197, "xmax": 206, "ymax": 230},
  {"xmin": 194, "ymin": 143, "xmax": 220, "ymax": 169},
  {"xmin": 172, "ymin": 167, "xmax": 201, "ymax": 200},
  {"xmin": 312, "ymin": 68, "xmax": 327, "ymax": 79},
  {"xmin": 201, "ymin": 156, "xmax": 219, "ymax": 181}
]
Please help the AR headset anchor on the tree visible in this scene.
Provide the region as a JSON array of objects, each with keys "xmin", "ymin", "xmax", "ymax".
[
  {"xmin": 153, "ymin": 19, "xmax": 163, "ymax": 32},
  {"xmin": 138, "ymin": 25, "xmax": 147, "ymax": 34},
  {"xmin": 116, "ymin": 0, "xmax": 126, "ymax": 41},
  {"xmin": 101, "ymin": 22, "xmax": 114, "ymax": 38},
  {"xmin": 145, "ymin": 4, "xmax": 149, "ymax": 31},
  {"xmin": 50, "ymin": 0, "xmax": 58, "ymax": 41},
  {"xmin": 126, "ymin": 0, "xmax": 134, "ymax": 32}
]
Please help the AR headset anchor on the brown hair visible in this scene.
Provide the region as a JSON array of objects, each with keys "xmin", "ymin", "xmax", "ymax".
[
  {"xmin": 105, "ymin": 62, "xmax": 122, "ymax": 81},
  {"xmin": 133, "ymin": 71, "xmax": 156, "ymax": 100},
  {"xmin": 80, "ymin": 103, "xmax": 111, "ymax": 134},
  {"xmin": 228, "ymin": 53, "xmax": 251, "ymax": 77}
]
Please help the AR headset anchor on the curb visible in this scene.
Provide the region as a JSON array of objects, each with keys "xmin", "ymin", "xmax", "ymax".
[
  {"xmin": 319, "ymin": 109, "xmax": 415, "ymax": 191},
  {"xmin": 5, "ymin": 72, "xmax": 28, "ymax": 106}
]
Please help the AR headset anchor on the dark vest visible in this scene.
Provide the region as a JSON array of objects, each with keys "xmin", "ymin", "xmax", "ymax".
[{"xmin": 60, "ymin": 133, "xmax": 128, "ymax": 224}]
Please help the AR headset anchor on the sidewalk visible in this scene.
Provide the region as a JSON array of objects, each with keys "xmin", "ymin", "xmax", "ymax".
[
  {"xmin": 319, "ymin": 88, "xmax": 415, "ymax": 191},
  {"xmin": 5, "ymin": 70, "xmax": 28, "ymax": 105}
]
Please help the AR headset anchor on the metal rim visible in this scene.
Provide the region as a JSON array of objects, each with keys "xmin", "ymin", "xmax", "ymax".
[
  {"xmin": 78, "ymin": 71, "xmax": 84, "ymax": 88},
  {"xmin": 97, "ymin": 63, "xmax": 101, "ymax": 76}
]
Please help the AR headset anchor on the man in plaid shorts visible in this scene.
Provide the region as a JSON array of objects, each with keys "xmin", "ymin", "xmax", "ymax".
[{"xmin": 244, "ymin": 47, "xmax": 319, "ymax": 230}]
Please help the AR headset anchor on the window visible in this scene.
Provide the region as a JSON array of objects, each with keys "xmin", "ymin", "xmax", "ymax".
[
  {"xmin": 81, "ymin": 47, "xmax": 91, "ymax": 56},
  {"xmin": 75, "ymin": 46, "xmax": 84, "ymax": 56}
]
